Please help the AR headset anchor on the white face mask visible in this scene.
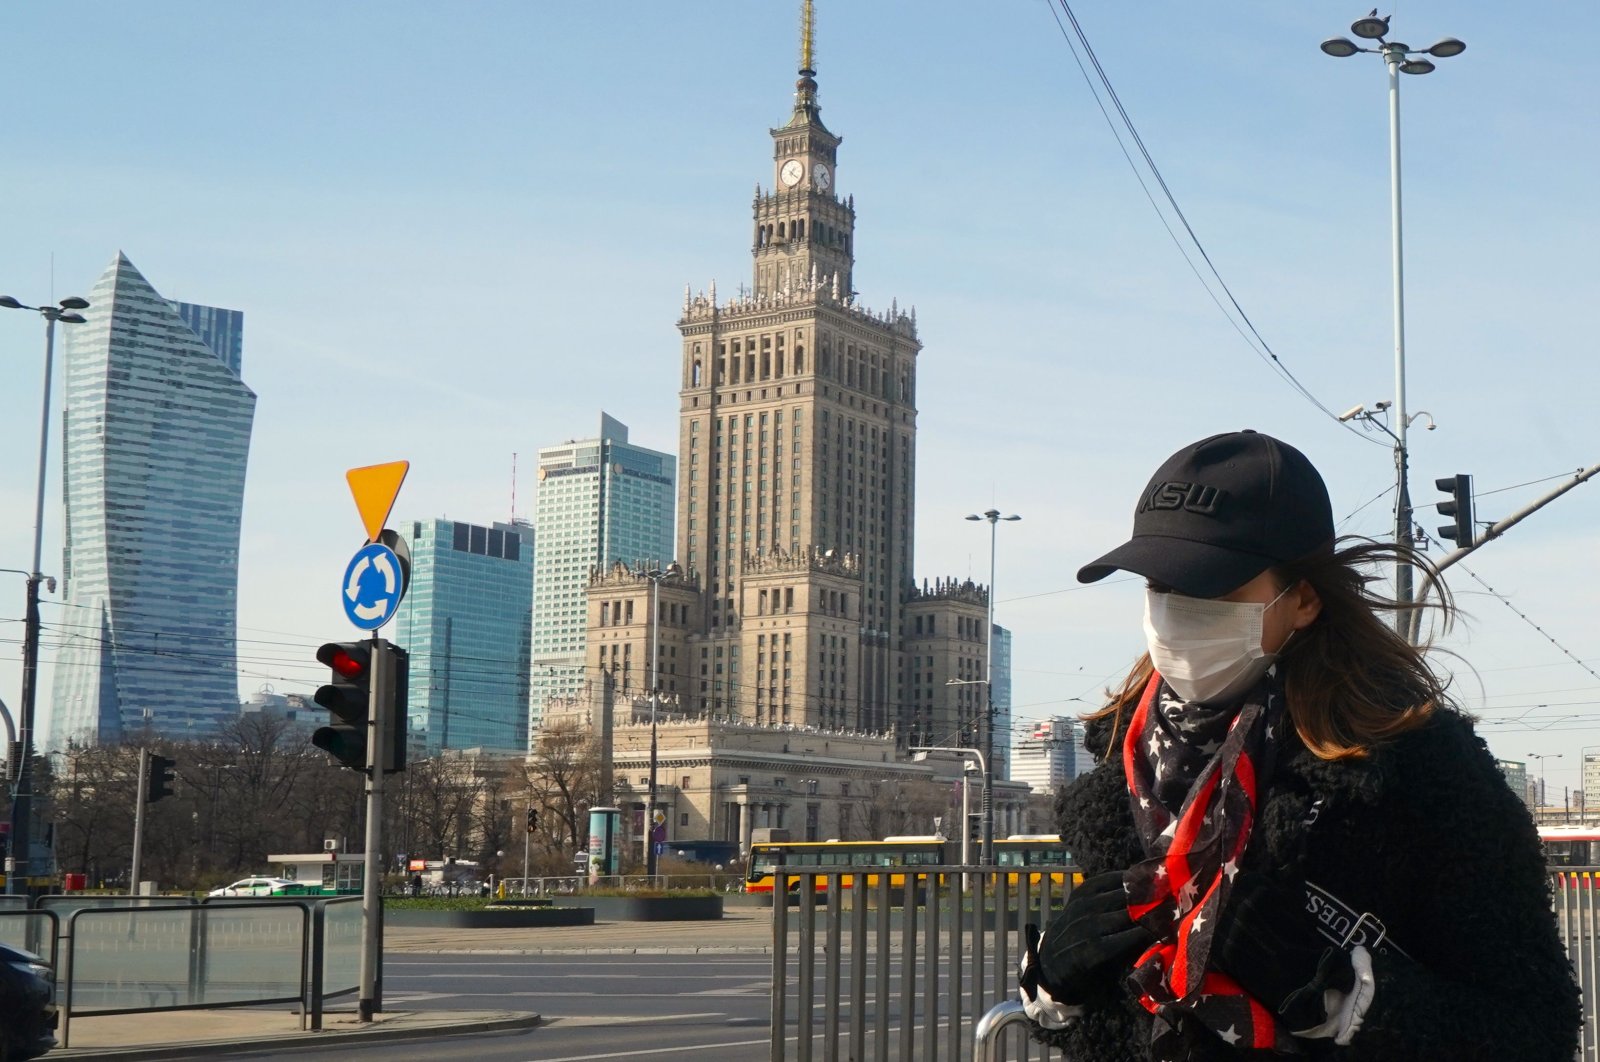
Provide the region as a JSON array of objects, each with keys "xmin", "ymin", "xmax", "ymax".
[{"xmin": 1142, "ymin": 585, "xmax": 1295, "ymax": 705}]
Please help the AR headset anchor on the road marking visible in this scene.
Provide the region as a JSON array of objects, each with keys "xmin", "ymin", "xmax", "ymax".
[
  {"xmin": 515, "ymin": 1034, "xmax": 774, "ymax": 1061},
  {"xmin": 389, "ymin": 972, "xmax": 764, "ymax": 981},
  {"xmin": 548, "ymin": 1012, "xmax": 726, "ymax": 1027}
]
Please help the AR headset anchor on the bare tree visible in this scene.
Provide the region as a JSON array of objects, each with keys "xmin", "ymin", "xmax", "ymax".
[{"xmin": 527, "ymin": 718, "xmax": 602, "ymax": 853}]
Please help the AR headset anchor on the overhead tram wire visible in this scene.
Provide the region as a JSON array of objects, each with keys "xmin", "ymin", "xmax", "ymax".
[
  {"xmin": 1413, "ymin": 530, "xmax": 1600, "ymax": 687},
  {"xmin": 1042, "ymin": 1, "xmax": 1383, "ymax": 446}
]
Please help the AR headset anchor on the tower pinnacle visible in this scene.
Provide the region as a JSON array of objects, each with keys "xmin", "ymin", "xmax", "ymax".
[{"xmin": 796, "ymin": 0, "xmax": 818, "ymax": 105}]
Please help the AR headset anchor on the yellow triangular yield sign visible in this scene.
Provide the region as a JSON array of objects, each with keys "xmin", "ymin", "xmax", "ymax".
[{"xmin": 346, "ymin": 461, "xmax": 410, "ymax": 543}]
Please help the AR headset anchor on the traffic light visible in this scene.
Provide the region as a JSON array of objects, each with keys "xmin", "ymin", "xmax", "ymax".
[
  {"xmin": 148, "ymin": 754, "xmax": 177, "ymax": 802},
  {"xmin": 311, "ymin": 640, "xmax": 408, "ymax": 774},
  {"xmin": 526, "ymin": 807, "xmax": 538, "ymax": 834},
  {"xmin": 312, "ymin": 641, "xmax": 374, "ymax": 771},
  {"xmin": 1435, "ymin": 474, "xmax": 1475, "ymax": 548},
  {"xmin": 388, "ymin": 643, "xmax": 408, "ymax": 774}
]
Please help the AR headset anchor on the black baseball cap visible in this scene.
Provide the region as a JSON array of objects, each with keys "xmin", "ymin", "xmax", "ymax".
[{"xmin": 1076, "ymin": 431, "xmax": 1335, "ymax": 598}]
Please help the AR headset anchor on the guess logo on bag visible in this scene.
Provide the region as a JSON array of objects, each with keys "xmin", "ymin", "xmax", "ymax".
[{"xmin": 1304, "ymin": 880, "xmax": 1411, "ymax": 960}]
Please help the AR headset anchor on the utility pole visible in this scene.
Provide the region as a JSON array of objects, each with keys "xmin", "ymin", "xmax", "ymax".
[
  {"xmin": 129, "ymin": 749, "xmax": 149, "ymax": 895},
  {"xmin": 2, "ymin": 293, "xmax": 90, "ymax": 896},
  {"xmin": 357, "ymin": 638, "xmax": 391, "ymax": 1022}
]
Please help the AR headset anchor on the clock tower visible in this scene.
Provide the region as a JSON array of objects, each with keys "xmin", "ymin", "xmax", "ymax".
[{"xmin": 753, "ymin": 0, "xmax": 854, "ymax": 299}]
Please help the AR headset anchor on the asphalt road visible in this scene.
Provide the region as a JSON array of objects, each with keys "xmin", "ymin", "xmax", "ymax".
[{"xmin": 203, "ymin": 951, "xmax": 995, "ymax": 1061}]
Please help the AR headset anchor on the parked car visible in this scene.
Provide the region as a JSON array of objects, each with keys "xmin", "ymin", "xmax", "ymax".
[
  {"xmin": 0, "ymin": 940, "xmax": 56, "ymax": 1061},
  {"xmin": 207, "ymin": 876, "xmax": 296, "ymax": 897}
]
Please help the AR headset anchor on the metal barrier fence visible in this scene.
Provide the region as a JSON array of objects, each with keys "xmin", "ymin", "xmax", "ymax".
[
  {"xmin": 768, "ymin": 866, "xmax": 1069, "ymax": 1062},
  {"xmin": 51, "ymin": 895, "xmax": 362, "ymax": 1047},
  {"xmin": 966, "ymin": 868, "xmax": 1600, "ymax": 1061},
  {"xmin": 0, "ymin": 909, "xmax": 60, "ymax": 969},
  {"xmin": 1552, "ymin": 869, "xmax": 1600, "ymax": 1062}
]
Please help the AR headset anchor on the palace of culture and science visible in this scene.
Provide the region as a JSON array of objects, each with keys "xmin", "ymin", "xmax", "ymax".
[{"xmin": 546, "ymin": 5, "xmax": 1031, "ymax": 854}]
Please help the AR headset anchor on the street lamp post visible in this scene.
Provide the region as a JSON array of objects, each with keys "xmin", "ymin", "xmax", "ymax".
[
  {"xmin": 910, "ymin": 746, "xmax": 987, "ymax": 868},
  {"xmin": 1529, "ymin": 753, "xmax": 1563, "ymax": 823},
  {"xmin": 1321, "ymin": 16, "xmax": 1465, "ymax": 627},
  {"xmin": 2, "ymin": 294, "xmax": 90, "ymax": 896},
  {"xmin": 965, "ymin": 509, "xmax": 1019, "ymax": 866},
  {"xmin": 641, "ymin": 563, "xmax": 682, "ymax": 879}
]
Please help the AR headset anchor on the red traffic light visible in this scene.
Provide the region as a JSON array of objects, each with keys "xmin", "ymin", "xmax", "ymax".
[{"xmin": 317, "ymin": 642, "xmax": 369, "ymax": 679}]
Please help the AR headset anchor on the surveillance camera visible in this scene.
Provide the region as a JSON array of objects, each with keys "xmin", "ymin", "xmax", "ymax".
[
  {"xmin": 1337, "ymin": 404, "xmax": 1366, "ymax": 423},
  {"xmin": 1374, "ymin": 400, "xmax": 1392, "ymax": 411},
  {"xmin": 1426, "ymin": 422, "xmax": 1436, "ymax": 430}
]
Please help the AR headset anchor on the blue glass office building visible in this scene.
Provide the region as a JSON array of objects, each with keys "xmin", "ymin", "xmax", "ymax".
[
  {"xmin": 46, "ymin": 253, "xmax": 256, "ymax": 747},
  {"xmin": 170, "ymin": 301, "xmax": 243, "ymax": 376},
  {"xmin": 397, "ymin": 518, "xmax": 534, "ymax": 754},
  {"xmin": 531, "ymin": 413, "xmax": 675, "ymax": 735}
]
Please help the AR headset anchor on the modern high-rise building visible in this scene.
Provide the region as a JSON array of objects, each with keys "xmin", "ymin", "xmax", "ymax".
[
  {"xmin": 991, "ymin": 625, "xmax": 1012, "ymax": 781},
  {"xmin": 397, "ymin": 518, "xmax": 534, "ymax": 755},
  {"xmin": 530, "ymin": 414, "xmax": 675, "ymax": 735},
  {"xmin": 46, "ymin": 252, "xmax": 256, "ymax": 747},
  {"xmin": 170, "ymin": 301, "xmax": 243, "ymax": 375},
  {"xmin": 1012, "ymin": 717, "xmax": 1095, "ymax": 797},
  {"xmin": 1582, "ymin": 751, "xmax": 1600, "ymax": 818}
]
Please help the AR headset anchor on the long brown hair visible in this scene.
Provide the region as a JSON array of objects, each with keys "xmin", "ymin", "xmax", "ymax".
[{"xmin": 1087, "ymin": 538, "xmax": 1455, "ymax": 761}]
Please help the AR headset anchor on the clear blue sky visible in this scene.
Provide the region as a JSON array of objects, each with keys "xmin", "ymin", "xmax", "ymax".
[{"xmin": 2, "ymin": 1, "xmax": 1595, "ymax": 795}]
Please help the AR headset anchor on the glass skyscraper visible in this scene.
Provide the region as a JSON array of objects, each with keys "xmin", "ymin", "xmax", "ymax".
[
  {"xmin": 396, "ymin": 518, "xmax": 534, "ymax": 755},
  {"xmin": 170, "ymin": 301, "xmax": 243, "ymax": 376},
  {"xmin": 991, "ymin": 624, "xmax": 1012, "ymax": 780},
  {"xmin": 46, "ymin": 252, "xmax": 256, "ymax": 747},
  {"xmin": 531, "ymin": 413, "xmax": 675, "ymax": 736}
]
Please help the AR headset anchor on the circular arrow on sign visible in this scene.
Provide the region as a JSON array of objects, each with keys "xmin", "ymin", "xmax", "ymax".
[{"xmin": 342, "ymin": 542, "xmax": 406, "ymax": 631}]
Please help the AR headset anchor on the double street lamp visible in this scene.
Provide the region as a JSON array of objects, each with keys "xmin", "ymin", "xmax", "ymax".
[
  {"xmin": 1528, "ymin": 752, "xmax": 1563, "ymax": 819},
  {"xmin": 641, "ymin": 562, "xmax": 682, "ymax": 879},
  {"xmin": 1320, "ymin": 15, "xmax": 1464, "ymax": 627},
  {"xmin": 910, "ymin": 745, "xmax": 986, "ymax": 870},
  {"xmin": 963, "ymin": 509, "xmax": 1019, "ymax": 866},
  {"xmin": 2, "ymin": 293, "xmax": 89, "ymax": 895}
]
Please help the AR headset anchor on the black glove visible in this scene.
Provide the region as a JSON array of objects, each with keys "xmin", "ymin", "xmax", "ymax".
[
  {"xmin": 1212, "ymin": 872, "xmax": 1355, "ymax": 1031},
  {"xmin": 1027, "ymin": 870, "xmax": 1155, "ymax": 1004}
]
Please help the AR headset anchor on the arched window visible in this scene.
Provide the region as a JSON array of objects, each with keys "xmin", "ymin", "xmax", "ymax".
[{"xmin": 692, "ymin": 360, "xmax": 702, "ymax": 387}]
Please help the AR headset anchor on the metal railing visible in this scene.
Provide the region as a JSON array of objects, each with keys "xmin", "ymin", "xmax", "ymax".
[
  {"xmin": 0, "ymin": 908, "xmax": 59, "ymax": 968},
  {"xmin": 768, "ymin": 865, "xmax": 1070, "ymax": 1062},
  {"xmin": 1552, "ymin": 869, "xmax": 1600, "ymax": 1062},
  {"xmin": 46, "ymin": 895, "xmax": 363, "ymax": 1047},
  {"xmin": 967, "ymin": 868, "xmax": 1600, "ymax": 1062}
]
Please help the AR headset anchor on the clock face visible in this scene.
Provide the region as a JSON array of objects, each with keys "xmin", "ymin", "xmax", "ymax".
[
  {"xmin": 814, "ymin": 164, "xmax": 832, "ymax": 191},
  {"xmin": 780, "ymin": 159, "xmax": 805, "ymax": 187}
]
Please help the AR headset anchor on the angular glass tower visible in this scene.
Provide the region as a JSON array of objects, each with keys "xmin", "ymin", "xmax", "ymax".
[
  {"xmin": 530, "ymin": 413, "xmax": 675, "ymax": 737},
  {"xmin": 396, "ymin": 518, "xmax": 534, "ymax": 755},
  {"xmin": 46, "ymin": 252, "xmax": 257, "ymax": 747}
]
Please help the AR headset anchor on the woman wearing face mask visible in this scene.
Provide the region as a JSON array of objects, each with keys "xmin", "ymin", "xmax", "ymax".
[{"xmin": 1017, "ymin": 431, "xmax": 1579, "ymax": 1061}]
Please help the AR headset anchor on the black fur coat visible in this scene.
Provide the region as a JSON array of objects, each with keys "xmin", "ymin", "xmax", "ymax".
[{"xmin": 1033, "ymin": 707, "xmax": 1582, "ymax": 1061}]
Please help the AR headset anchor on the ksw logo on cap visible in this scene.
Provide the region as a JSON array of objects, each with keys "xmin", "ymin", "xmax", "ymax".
[{"xmin": 1140, "ymin": 481, "xmax": 1224, "ymax": 517}]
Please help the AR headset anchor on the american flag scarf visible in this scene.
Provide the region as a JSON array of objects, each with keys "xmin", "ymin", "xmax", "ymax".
[{"xmin": 1122, "ymin": 671, "xmax": 1299, "ymax": 1057}]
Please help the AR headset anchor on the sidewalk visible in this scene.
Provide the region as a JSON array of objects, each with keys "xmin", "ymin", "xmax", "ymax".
[{"xmin": 51, "ymin": 1007, "xmax": 541, "ymax": 1062}]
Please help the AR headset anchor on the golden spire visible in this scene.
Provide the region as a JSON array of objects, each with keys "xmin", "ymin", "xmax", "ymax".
[{"xmin": 799, "ymin": 0, "xmax": 815, "ymax": 75}]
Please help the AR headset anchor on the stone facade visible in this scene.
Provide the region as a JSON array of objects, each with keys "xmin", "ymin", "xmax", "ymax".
[{"xmin": 559, "ymin": 12, "xmax": 1016, "ymax": 855}]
